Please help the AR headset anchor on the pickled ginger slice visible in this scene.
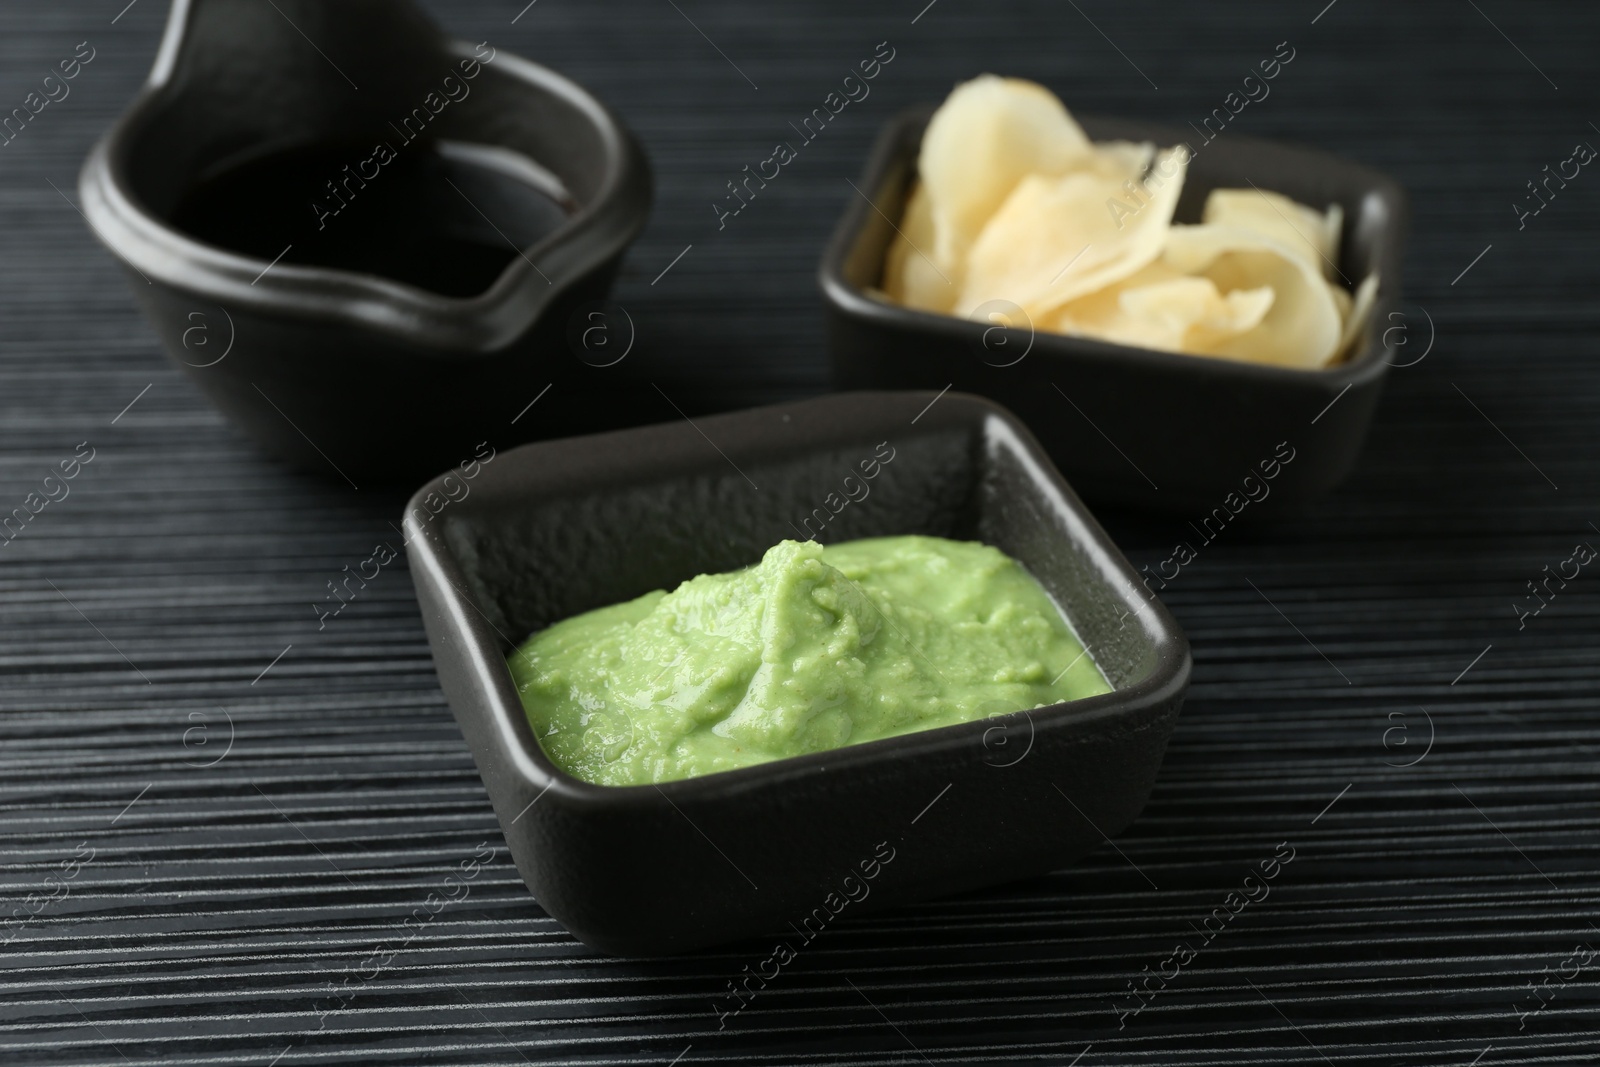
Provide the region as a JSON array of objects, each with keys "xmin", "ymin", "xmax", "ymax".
[
  {"xmin": 1054, "ymin": 263, "xmax": 1274, "ymax": 355},
  {"xmin": 1202, "ymin": 188, "xmax": 1342, "ymax": 281},
  {"xmin": 959, "ymin": 143, "xmax": 1188, "ymax": 320},
  {"xmin": 1162, "ymin": 224, "xmax": 1344, "ymax": 368},
  {"xmin": 918, "ymin": 75, "xmax": 1095, "ymax": 271},
  {"xmin": 882, "ymin": 179, "xmax": 958, "ymax": 313},
  {"xmin": 1333, "ymin": 272, "xmax": 1381, "ymax": 363}
]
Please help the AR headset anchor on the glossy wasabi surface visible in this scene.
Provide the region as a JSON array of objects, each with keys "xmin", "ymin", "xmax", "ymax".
[{"xmin": 508, "ymin": 536, "xmax": 1111, "ymax": 786}]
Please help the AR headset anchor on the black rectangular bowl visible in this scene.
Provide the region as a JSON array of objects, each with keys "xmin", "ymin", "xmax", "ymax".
[
  {"xmin": 822, "ymin": 108, "xmax": 1409, "ymax": 513},
  {"xmin": 403, "ymin": 390, "xmax": 1190, "ymax": 955}
]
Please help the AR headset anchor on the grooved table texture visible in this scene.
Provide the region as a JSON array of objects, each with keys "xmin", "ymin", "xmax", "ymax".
[{"xmin": 4, "ymin": 0, "xmax": 1600, "ymax": 1064}]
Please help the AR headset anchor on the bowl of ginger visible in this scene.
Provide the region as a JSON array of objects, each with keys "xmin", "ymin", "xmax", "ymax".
[{"xmin": 821, "ymin": 75, "xmax": 1407, "ymax": 512}]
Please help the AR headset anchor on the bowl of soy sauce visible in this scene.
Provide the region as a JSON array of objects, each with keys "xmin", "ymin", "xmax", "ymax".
[{"xmin": 80, "ymin": 0, "xmax": 651, "ymax": 482}]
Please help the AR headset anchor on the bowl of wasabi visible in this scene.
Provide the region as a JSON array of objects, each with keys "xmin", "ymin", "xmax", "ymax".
[{"xmin": 404, "ymin": 390, "xmax": 1190, "ymax": 955}]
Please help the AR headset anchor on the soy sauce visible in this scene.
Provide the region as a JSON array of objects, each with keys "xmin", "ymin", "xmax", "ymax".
[{"xmin": 171, "ymin": 139, "xmax": 574, "ymax": 298}]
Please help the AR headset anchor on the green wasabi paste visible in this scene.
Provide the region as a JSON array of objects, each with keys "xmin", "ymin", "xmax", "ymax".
[{"xmin": 508, "ymin": 535, "xmax": 1110, "ymax": 786}]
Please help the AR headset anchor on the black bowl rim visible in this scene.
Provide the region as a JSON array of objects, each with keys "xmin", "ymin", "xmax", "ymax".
[
  {"xmin": 819, "ymin": 105, "xmax": 1407, "ymax": 390},
  {"xmin": 403, "ymin": 389, "xmax": 1193, "ymax": 811},
  {"xmin": 78, "ymin": 10, "xmax": 651, "ymax": 352}
]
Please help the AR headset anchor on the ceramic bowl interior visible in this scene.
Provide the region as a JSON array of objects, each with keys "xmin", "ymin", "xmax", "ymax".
[
  {"xmin": 117, "ymin": 37, "xmax": 623, "ymax": 301},
  {"xmin": 444, "ymin": 401, "xmax": 1166, "ymax": 700},
  {"xmin": 84, "ymin": 0, "xmax": 648, "ymax": 340}
]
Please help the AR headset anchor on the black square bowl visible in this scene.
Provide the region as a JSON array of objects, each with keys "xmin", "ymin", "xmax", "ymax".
[
  {"xmin": 403, "ymin": 390, "xmax": 1190, "ymax": 955},
  {"xmin": 822, "ymin": 108, "xmax": 1409, "ymax": 513}
]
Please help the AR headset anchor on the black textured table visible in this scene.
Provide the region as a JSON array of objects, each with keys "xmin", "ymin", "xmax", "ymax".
[{"xmin": 5, "ymin": 0, "xmax": 1600, "ymax": 1063}]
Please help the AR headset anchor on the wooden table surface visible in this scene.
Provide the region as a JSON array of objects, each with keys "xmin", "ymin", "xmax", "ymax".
[{"xmin": 3, "ymin": 0, "xmax": 1598, "ymax": 1062}]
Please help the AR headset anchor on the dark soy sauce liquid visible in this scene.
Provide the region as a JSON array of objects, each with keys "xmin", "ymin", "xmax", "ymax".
[{"xmin": 171, "ymin": 140, "xmax": 574, "ymax": 298}]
